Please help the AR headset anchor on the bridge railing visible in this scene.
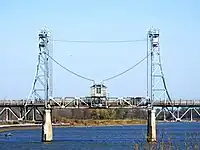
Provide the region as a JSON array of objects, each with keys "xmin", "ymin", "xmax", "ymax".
[
  {"xmin": 0, "ymin": 99, "xmax": 200, "ymax": 107},
  {"xmin": 0, "ymin": 100, "xmax": 26, "ymax": 105},
  {"xmin": 154, "ymin": 100, "xmax": 200, "ymax": 106}
]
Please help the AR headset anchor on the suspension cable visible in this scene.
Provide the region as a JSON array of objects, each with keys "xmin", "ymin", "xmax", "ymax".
[
  {"xmin": 44, "ymin": 52, "xmax": 94, "ymax": 82},
  {"xmin": 51, "ymin": 39, "xmax": 147, "ymax": 43},
  {"xmin": 159, "ymin": 54, "xmax": 172, "ymax": 102},
  {"xmin": 102, "ymin": 53, "xmax": 150, "ymax": 82}
]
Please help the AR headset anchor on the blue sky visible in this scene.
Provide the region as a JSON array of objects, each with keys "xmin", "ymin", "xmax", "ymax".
[{"xmin": 0, "ymin": 0, "xmax": 200, "ymax": 100}]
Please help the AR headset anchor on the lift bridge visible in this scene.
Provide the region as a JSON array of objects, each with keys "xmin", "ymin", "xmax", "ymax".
[
  {"xmin": 0, "ymin": 28, "xmax": 200, "ymax": 122},
  {"xmin": 0, "ymin": 27, "xmax": 199, "ymax": 142},
  {"xmin": 1, "ymin": 89, "xmax": 200, "ymax": 122}
]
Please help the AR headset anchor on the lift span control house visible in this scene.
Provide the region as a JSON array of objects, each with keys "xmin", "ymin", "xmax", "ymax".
[{"xmin": 90, "ymin": 84, "xmax": 107, "ymax": 107}]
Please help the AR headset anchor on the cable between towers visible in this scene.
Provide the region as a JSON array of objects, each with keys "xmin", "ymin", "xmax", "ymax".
[
  {"xmin": 102, "ymin": 53, "xmax": 150, "ymax": 82},
  {"xmin": 44, "ymin": 52, "xmax": 95, "ymax": 82}
]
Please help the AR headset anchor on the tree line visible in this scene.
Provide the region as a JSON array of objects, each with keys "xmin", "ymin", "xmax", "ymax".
[{"xmin": 52, "ymin": 108, "xmax": 147, "ymax": 122}]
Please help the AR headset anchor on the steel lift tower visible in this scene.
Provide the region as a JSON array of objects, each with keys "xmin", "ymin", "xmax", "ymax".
[
  {"xmin": 39, "ymin": 29, "xmax": 53, "ymax": 142},
  {"xmin": 147, "ymin": 28, "xmax": 164, "ymax": 142},
  {"xmin": 29, "ymin": 29, "xmax": 53, "ymax": 142}
]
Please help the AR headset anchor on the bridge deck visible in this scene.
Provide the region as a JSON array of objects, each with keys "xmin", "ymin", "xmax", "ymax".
[{"xmin": 0, "ymin": 99, "xmax": 200, "ymax": 108}]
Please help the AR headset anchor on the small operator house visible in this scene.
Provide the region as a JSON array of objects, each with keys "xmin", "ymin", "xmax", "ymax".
[{"xmin": 90, "ymin": 84, "xmax": 107, "ymax": 98}]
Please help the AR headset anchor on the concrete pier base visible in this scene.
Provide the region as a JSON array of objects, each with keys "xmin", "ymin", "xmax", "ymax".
[
  {"xmin": 42, "ymin": 109, "xmax": 53, "ymax": 142},
  {"xmin": 147, "ymin": 109, "xmax": 156, "ymax": 143}
]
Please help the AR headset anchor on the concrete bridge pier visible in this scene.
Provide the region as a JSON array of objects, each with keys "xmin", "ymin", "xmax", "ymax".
[
  {"xmin": 147, "ymin": 108, "xmax": 156, "ymax": 143},
  {"xmin": 42, "ymin": 109, "xmax": 53, "ymax": 142}
]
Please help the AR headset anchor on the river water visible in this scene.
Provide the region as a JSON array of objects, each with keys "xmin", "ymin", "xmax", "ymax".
[{"xmin": 0, "ymin": 122, "xmax": 200, "ymax": 149}]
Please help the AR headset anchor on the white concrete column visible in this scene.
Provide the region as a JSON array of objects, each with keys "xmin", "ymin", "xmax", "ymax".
[
  {"xmin": 32, "ymin": 108, "xmax": 35, "ymax": 122},
  {"xmin": 42, "ymin": 109, "xmax": 53, "ymax": 142},
  {"xmin": 147, "ymin": 108, "xmax": 156, "ymax": 142},
  {"xmin": 24, "ymin": 106, "xmax": 28, "ymax": 121},
  {"xmin": 5, "ymin": 108, "xmax": 9, "ymax": 122},
  {"xmin": 163, "ymin": 108, "xmax": 166, "ymax": 121},
  {"xmin": 176, "ymin": 107, "xmax": 181, "ymax": 122}
]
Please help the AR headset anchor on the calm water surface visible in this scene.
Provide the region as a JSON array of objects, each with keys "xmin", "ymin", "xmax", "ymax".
[{"xmin": 0, "ymin": 122, "xmax": 200, "ymax": 150}]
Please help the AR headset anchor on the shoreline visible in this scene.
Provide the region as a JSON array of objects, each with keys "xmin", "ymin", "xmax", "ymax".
[
  {"xmin": 0, "ymin": 120, "xmax": 199, "ymax": 133},
  {"xmin": 0, "ymin": 119, "xmax": 146, "ymax": 133}
]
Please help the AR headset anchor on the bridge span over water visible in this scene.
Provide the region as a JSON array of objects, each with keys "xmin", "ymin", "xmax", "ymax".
[
  {"xmin": 0, "ymin": 98, "xmax": 200, "ymax": 123},
  {"xmin": 2, "ymin": 27, "xmax": 199, "ymax": 142}
]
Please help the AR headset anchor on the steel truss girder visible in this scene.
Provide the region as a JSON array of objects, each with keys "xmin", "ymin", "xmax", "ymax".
[
  {"xmin": 51, "ymin": 97, "xmax": 89, "ymax": 108},
  {"xmin": 0, "ymin": 102, "xmax": 200, "ymax": 122},
  {"xmin": 51, "ymin": 97, "xmax": 137, "ymax": 109},
  {"xmin": 20, "ymin": 106, "xmax": 43, "ymax": 121},
  {"xmin": 109, "ymin": 97, "xmax": 134, "ymax": 108},
  {"xmin": 0, "ymin": 106, "xmax": 43, "ymax": 122},
  {"xmin": 0, "ymin": 107, "xmax": 20, "ymax": 121},
  {"xmin": 179, "ymin": 107, "xmax": 200, "ymax": 121},
  {"xmin": 155, "ymin": 107, "xmax": 177, "ymax": 120},
  {"xmin": 155, "ymin": 106, "xmax": 200, "ymax": 121}
]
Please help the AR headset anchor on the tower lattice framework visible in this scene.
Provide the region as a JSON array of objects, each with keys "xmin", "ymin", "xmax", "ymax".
[
  {"xmin": 147, "ymin": 28, "xmax": 171, "ymax": 106},
  {"xmin": 28, "ymin": 29, "xmax": 53, "ymax": 108}
]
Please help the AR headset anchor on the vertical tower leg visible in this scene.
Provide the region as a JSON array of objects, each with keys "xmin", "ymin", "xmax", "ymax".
[
  {"xmin": 19, "ymin": 107, "xmax": 23, "ymax": 119},
  {"xmin": 163, "ymin": 108, "xmax": 166, "ymax": 121},
  {"xmin": 147, "ymin": 108, "xmax": 156, "ymax": 143},
  {"xmin": 42, "ymin": 109, "xmax": 52, "ymax": 142},
  {"xmin": 24, "ymin": 106, "xmax": 28, "ymax": 121},
  {"xmin": 32, "ymin": 107, "xmax": 36, "ymax": 122},
  {"xmin": 190, "ymin": 108, "xmax": 193, "ymax": 122},
  {"xmin": 5, "ymin": 108, "xmax": 9, "ymax": 122},
  {"xmin": 176, "ymin": 107, "xmax": 181, "ymax": 122}
]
